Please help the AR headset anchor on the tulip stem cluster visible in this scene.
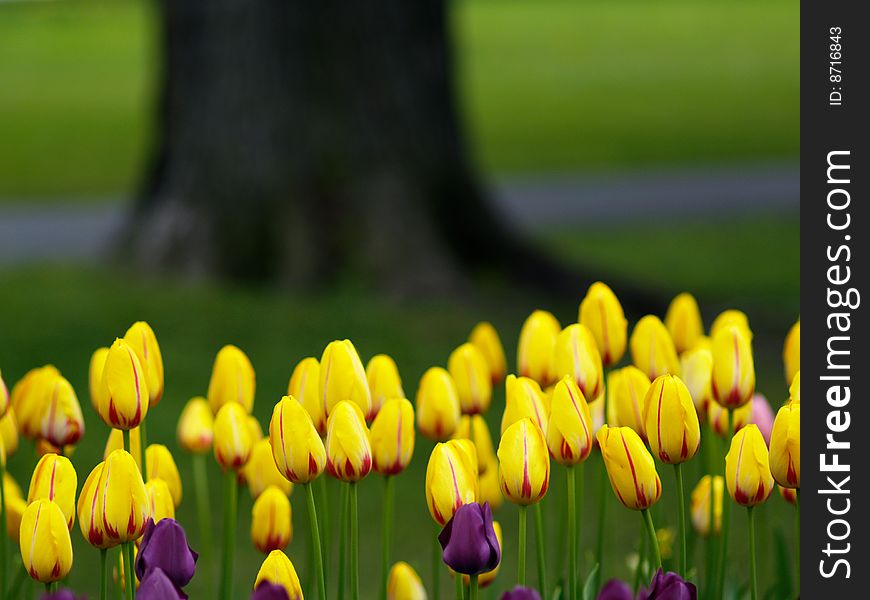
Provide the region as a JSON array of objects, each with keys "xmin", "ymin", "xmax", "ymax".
[
  {"xmin": 673, "ymin": 463, "xmax": 687, "ymax": 576},
  {"xmin": 468, "ymin": 573, "xmax": 479, "ymax": 600},
  {"xmin": 715, "ymin": 409, "xmax": 734, "ymax": 600},
  {"xmin": 517, "ymin": 505, "xmax": 527, "ymax": 586},
  {"xmin": 220, "ymin": 469, "xmax": 238, "ymax": 600},
  {"xmin": 381, "ymin": 475, "xmax": 395, "ymax": 600},
  {"xmin": 304, "ymin": 483, "xmax": 328, "ymax": 600},
  {"xmin": 747, "ymin": 506, "xmax": 758, "ymax": 600},
  {"xmin": 640, "ymin": 510, "xmax": 662, "ymax": 571}
]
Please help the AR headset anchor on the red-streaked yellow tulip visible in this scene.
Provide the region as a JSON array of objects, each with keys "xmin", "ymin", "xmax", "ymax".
[
  {"xmin": 123, "ymin": 321, "xmax": 164, "ymax": 408},
  {"xmin": 104, "ymin": 427, "xmax": 142, "ymax": 471},
  {"xmin": 597, "ymin": 425, "xmax": 662, "ymax": 510},
  {"xmin": 725, "ymin": 424, "xmax": 773, "ymax": 506},
  {"xmin": 451, "ymin": 414, "xmax": 496, "ymax": 475},
  {"xmin": 517, "ymin": 310, "xmax": 561, "ymax": 385},
  {"xmin": 711, "ymin": 309, "xmax": 752, "ymax": 341},
  {"xmin": 288, "ymin": 357, "xmax": 325, "ymax": 435},
  {"xmin": 254, "ymin": 550, "xmax": 303, "ymax": 599},
  {"xmin": 708, "ymin": 399, "xmax": 751, "ymax": 437},
  {"xmin": 177, "ymin": 396, "xmax": 213, "ymax": 454},
  {"xmin": 789, "ymin": 371, "xmax": 800, "ymax": 405},
  {"xmin": 478, "ymin": 463, "xmax": 504, "ymax": 511},
  {"xmin": 28, "ymin": 453, "xmax": 77, "ymax": 529},
  {"xmin": 0, "ymin": 369, "xmax": 8, "ymax": 419},
  {"xmin": 214, "ymin": 402, "xmax": 254, "ymax": 470},
  {"xmin": 20, "ymin": 499, "xmax": 73, "ymax": 583},
  {"xmin": 546, "ymin": 377, "xmax": 594, "ymax": 466},
  {"xmin": 88, "ymin": 346, "xmax": 110, "ymax": 411},
  {"xmin": 370, "ymin": 398, "xmax": 415, "ymax": 476},
  {"xmin": 11, "ymin": 365, "xmax": 59, "ymax": 439},
  {"xmin": 642, "ymin": 374, "xmax": 701, "ymax": 464},
  {"xmin": 502, "ymin": 374, "xmax": 548, "ymax": 436},
  {"xmin": 325, "ymin": 400, "xmax": 372, "ymax": 482},
  {"xmin": 388, "ymin": 561, "xmax": 428, "ymax": 600},
  {"xmin": 783, "ymin": 320, "xmax": 800, "ymax": 386},
  {"xmin": 320, "ymin": 339, "xmax": 372, "ymax": 420},
  {"xmin": 425, "ymin": 440, "xmax": 478, "ymax": 526},
  {"xmin": 251, "ymin": 485, "xmax": 292, "ymax": 553},
  {"xmin": 608, "ymin": 366, "xmax": 651, "ymax": 439},
  {"xmin": 207, "ymin": 344, "xmax": 255, "ymax": 414},
  {"xmin": 269, "ymin": 395, "xmax": 326, "ymax": 485},
  {"xmin": 99, "ymin": 338, "xmax": 149, "ymax": 430},
  {"xmin": 630, "ymin": 315, "xmax": 680, "ymax": 380},
  {"xmin": 77, "ymin": 461, "xmax": 111, "ymax": 548},
  {"xmin": 39, "ymin": 373, "xmax": 85, "ymax": 447},
  {"xmin": 366, "ymin": 354, "xmax": 404, "ymax": 420},
  {"xmin": 415, "ymin": 367, "xmax": 461, "ymax": 441},
  {"xmin": 146, "ymin": 444, "xmax": 182, "ymax": 507},
  {"xmin": 99, "ymin": 449, "xmax": 150, "ymax": 543},
  {"xmin": 553, "ymin": 324, "xmax": 604, "ymax": 401},
  {"xmin": 711, "ymin": 325, "xmax": 755, "ymax": 409},
  {"xmin": 779, "ymin": 485, "xmax": 797, "ymax": 505},
  {"xmin": 690, "ymin": 475, "xmax": 724, "ymax": 537},
  {"xmin": 680, "ymin": 346, "xmax": 713, "ymax": 413},
  {"xmin": 497, "ymin": 418, "xmax": 550, "ymax": 505},
  {"xmin": 244, "ymin": 438, "xmax": 293, "ymax": 498},
  {"xmin": 145, "ymin": 478, "xmax": 175, "ymax": 522},
  {"xmin": 469, "ymin": 322, "xmax": 508, "ymax": 385},
  {"xmin": 664, "ymin": 293, "xmax": 704, "ymax": 354},
  {"xmin": 769, "ymin": 403, "xmax": 800, "ymax": 489},
  {"xmin": 461, "ymin": 520, "xmax": 503, "ymax": 588},
  {"xmin": 448, "ymin": 343, "xmax": 492, "ymax": 416},
  {"xmin": 578, "ymin": 281, "xmax": 628, "ymax": 367},
  {"xmin": 0, "ymin": 407, "xmax": 18, "ymax": 457}
]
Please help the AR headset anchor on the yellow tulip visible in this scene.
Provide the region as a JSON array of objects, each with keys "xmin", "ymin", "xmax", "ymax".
[
  {"xmin": 710, "ymin": 325, "xmax": 755, "ymax": 409},
  {"xmin": 370, "ymin": 398, "xmax": 415, "ymax": 476},
  {"xmin": 517, "ymin": 310, "xmax": 561, "ymax": 385},
  {"xmin": 501, "ymin": 374, "xmax": 548, "ymax": 436},
  {"xmin": 608, "ymin": 366, "xmax": 651, "ymax": 439},
  {"xmin": 597, "ymin": 425, "xmax": 662, "ymax": 510},
  {"xmin": 498, "ymin": 418, "xmax": 550, "ymax": 506},
  {"xmin": 244, "ymin": 438, "xmax": 293, "ymax": 499},
  {"xmin": 11, "ymin": 365, "xmax": 59, "ymax": 439},
  {"xmin": 552, "ymin": 324, "xmax": 604, "ymax": 401},
  {"xmin": 451, "ymin": 415, "xmax": 496, "ymax": 475},
  {"xmin": 388, "ymin": 561, "xmax": 428, "ymax": 600},
  {"xmin": 288, "ymin": 357, "xmax": 326, "ymax": 435},
  {"xmin": 269, "ymin": 395, "xmax": 326, "ymax": 485},
  {"xmin": 89, "ymin": 346, "xmax": 110, "ymax": 411},
  {"xmin": 0, "ymin": 369, "xmax": 8, "ymax": 419},
  {"xmin": 710, "ymin": 309, "xmax": 752, "ymax": 341},
  {"xmin": 77, "ymin": 461, "xmax": 111, "ymax": 548},
  {"xmin": 630, "ymin": 315, "xmax": 680, "ymax": 380},
  {"xmin": 19, "ymin": 499, "xmax": 73, "ymax": 583},
  {"xmin": 425, "ymin": 439, "xmax": 478, "ymax": 525},
  {"xmin": 469, "ymin": 322, "xmax": 508, "ymax": 385},
  {"xmin": 99, "ymin": 449, "xmax": 150, "ymax": 543},
  {"xmin": 320, "ymin": 339, "xmax": 372, "ymax": 420},
  {"xmin": 0, "ymin": 407, "xmax": 18, "ymax": 457},
  {"xmin": 415, "ymin": 367, "xmax": 461, "ymax": 441},
  {"xmin": 679, "ymin": 346, "xmax": 713, "ymax": 414},
  {"xmin": 789, "ymin": 371, "xmax": 800, "ymax": 404},
  {"xmin": 664, "ymin": 293, "xmax": 704, "ymax": 354},
  {"xmin": 99, "ymin": 339, "xmax": 150, "ymax": 430},
  {"xmin": 3, "ymin": 472, "xmax": 22, "ymax": 503},
  {"xmin": 254, "ymin": 550, "xmax": 303, "ymax": 599},
  {"xmin": 783, "ymin": 320, "xmax": 800, "ymax": 386},
  {"xmin": 546, "ymin": 377, "xmax": 594, "ymax": 466},
  {"xmin": 690, "ymin": 475, "xmax": 724, "ymax": 537},
  {"xmin": 642, "ymin": 374, "xmax": 701, "ymax": 465},
  {"xmin": 478, "ymin": 463, "xmax": 504, "ymax": 511},
  {"xmin": 725, "ymin": 424, "xmax": 773, "ymax": 506},
  {"xmin": 448, "ymin": 343, "xmax": 493, "ymax": 416},
  {"xmin": 708, "ymin": 399, "xmax": 751, "ymax": 437},
  {"xmin": 39, "ymin": 373, "xmax": 85, "ymax": 447},
  {"xmin": 176, "ymin": 396, "xmax": 213, "ymax": 454},
  {"xmin": 6, "ymin": 495, "xmax": 26, "ymax": 544},
  {"xmin": 145, "ymin": 478, "xmax": 175, "ymax": 522},
  {"xmin": 366, "ymin": 354, "xmax": 405, "ymax": 420},
  {"xmin": 247, "ymin": 415, "xmax": 265, "ymax": 443},
  {"xmin": 207, "ymin": 344, "xmax": 255, "ymax": 414},
  {"xmin": 769, "ymin": 403, "xmax": 800, "ymax": 489},
  {"xmin": 251, "ymin": 485, "xmax": 292, "ymax": 553},
  {"xmin": 325, "ymin": 401, "xmax": 372, "ymax": 482},
  {"xmin": 578, "ymin": 281, "xmax": 628, "ymax": 367},
  {"xmin": 28, "ymin": 453, "xmax": 77, "ymax": 529},
  {"xmin": 104, "ymin": 427, "xmax": 142, "ymax": 471},
  {"xmin": 145, "ymin": 444, "xmax": 182, "ymax": 507},
  {"xmin": 214, "ymin": 402, "xmax": 254, "ymax": 470},
  {"xmin": 779, "ymin": 485, "xmax": 797, "ymax": 505},
  {"xmin": 123, "ymin": 321, "xmax": 164, "ymax": 408}
]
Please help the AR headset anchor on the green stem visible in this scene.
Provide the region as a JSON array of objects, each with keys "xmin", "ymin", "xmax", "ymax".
[
  {"xmin": 350, "ymin": 483, "xmax": 360, "ymax": 600},
  {"xmin": 140, "ymin": 419, "xmax": 148, "ymax": 477},
  {"xmin": 795, "ymin": 490, "xmax": 801, "ymax": 594},
  {"xmin": 567, "ymin": 467, "xmax": 577, "ymax": 600},
  {"xmin": 632, "ymin": 521, "xmax": 648, "ymax": 594},
  {"xmin": 432, "ymin": 525, "xmax": 442, "ymax": 600},
  {"xmin": 748, "ymin": 506, "xmax": 757, "ymax": 600},
  {"xmin": 381, "ymin": 476, "xmax": 394, "ymax": 600},
  {"xmin": 100, "ymin": 548, "xmax": 108, "ymax": 600},
  {"xmin": 339, "ymin": 484, "xmax": 349, "ymax": 600},
  {"xmin": 641, "ymin": 509, "xmax": 662, "ymax": 571},
  {"xmin": 716, "ymin": 409, "xmax": 734, "ymax": 600},
  {"xmin": 703, "ymin": 431, "xmax": 718, "ymax": 598},
  {"xmin": 533, "ymin": 502, "xmax": 548, "ymax": 600},
  {"xmin": 674, "ymin": 463, "xmax": 687, "ymax": 577},
  {"xmin": 305, "ymin": 483, "xmax": 327, "ymax": 600},
  {"xmin": 318, "ymin": 475, "xmax": 330, "ymax": 580},
  {"xmin": 219, "ymin": 470, "xmax": 238, "ymax": 600},
  {"xmin": 0, "ymin": 459, "xmax": 7, "ymax": 598},
  {"xmin": 518, "ymin": 505, "xmax": 527, "ymax": 586},
  {"xmin": 123, "ymin": 542, "xmax": 135, "ymax": 600},
  {"xmin": 469, "ymin": 574, "xmax": 478, "ymax": 600},
  {"xmin": 122, "ymin": 429, "xmax": 131, "ymax": 456},
  {"xmin": 192, "ymin": 453, "xmax": 213, "ymax": 596},
  {"xmin": 455, "ymin": 572, "xmax": 464, "ymax": 600},
  {"xmin": 594, "ymin": 454, "xmax": 608, "ymax": 591}
]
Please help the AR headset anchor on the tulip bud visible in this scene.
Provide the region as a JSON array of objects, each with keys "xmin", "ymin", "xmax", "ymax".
[
  {"xmin": 708, "ymin": 399, "xmax": 751, "ymax": 438},
  {"xmin": 214, "ymin": 402, "xmax": 254, "ymax": 470},
  {"xmin": 783, "ymin": 320, "xmax": 800, "ymax": 386},
  {"xmin": 77, "ymin": 461, "xmax": 111, "ymax": 548},
  {"xmin": 0, "ymin": 407, "xmax": 19, "ymax": 457},
  {"xmin": 710, "ymin": 309, "xmax": 752, "ymax": 341},
  {"xmin": 100, "ymin": 449, "xmax": 151, "ymax": 543},
  {"xmin": 690, "ymin": 475, "xmax": 724, "ymax": 537},
  {"xmin": 452, "ymin": 415, "xmax": 496, "ymax": 475},
  {"xmin": 177, "ymin": 396, "xmax": 213, "ymax": 454},
  {"xmin": 425, "ymin": 440, "xmax": 478, "ymax": 525},
  {"xmin": 0, "ymin": 369, "xmax": 8, "ymax": 419},
  {"xmin": 439, "ymin": 502, "xmax": 501, "ymax": 575},
  {"xmin": 207, "ymin": 345, "xmax": 255, "ymax": 414},
  {"xmin": 288, "ymin": 357, "xmax": 325, "ymax": 435},
  {"xmin": 19, "ymin": 499, "xmax": 73, "ymax": 583},
  {"xmin": 711, "ymin": 325, "xmax": 755, "ymax": 408},
  {"xmin": 145, "ymin": 444, "xmax": 182, "ymax": 507},
  {"xmin": 642, "ymin": 375, "xmax": 701, "ymax": 464},
  {"xmin": 28, "ymin": 453, "xmax": 77, "ymax": 529},
  {"xmin": 99, "ymin": 339, "xmax": 150, "ymax": 430},
  {"xmin": 251, "ymin": 485, "xmax": 292, "ymax": 553},
  {"xmin": 269, "ymin": 395, "xmax": 326, "ymax": 484},
  {"xmin": 607, "ymin": 366, "xmax": 651, "ymax": 439},
  {"xmin": 498, "ymin": 418, "xmax": 550, "ymax": 505},
  {"xmin": 89, "ymin": 346, "xmax": 110, "ymax": 411},
  {"xmin": 146, "ymin": 478, "xmax": 176, "ymax": 522},
  {"xmin": 578, "ymin": 282, "xmax": 628, "ymax": 367},
  {"xmin": 325, "ymin": 401, "xmax": 372, "ymax": 482},
  {"xmin": 469, "ymin": 322, "xmax": 508, "ymax": 385},
  {"xmin": 448, "ymin": 343, "xmax": 492, "ymax": 416},
  {"xmin": 546, "ymin": 377, "xmax": 594, "ymax": 466},
  {"xmin": 463, "ymin": 520, "xmax": 503, "ymax": 588},
  {"xmin": 415, "ymin": 367, "xmax": 461, "ymax": 441},
  {"xmin": 370, "ymin": 398, "xmax": 415, "ymax": 476},
  {"xmin": 596, "ymin": 425, "xmax": 662, "ymax": 510},
  {"xmin": 367, "ymin": 354, "xmax": 405, "ymax": 420},
  {"xmin": 778, "ymin": 485, "xmax": 797, "ymax": 505},
  {"xmin": 725, "ymin": 424, "xmax": 773, "ymax": 506},
  {"xmin": 320, "ymin": 339, "xmax": 372, "ymax": 420},
  {"xmin": 630, "ymin": 315, "xmax": 680, "ymax": 380},
  {"xmin": 123, "ymin": 321, "xmax": 164, "ymax": 408},
  {"xmin": 789, "ymin": 371, "xmax": 800, "ymax": 405},
  {"xmin": 12, "ymin": 365, "xmax": 59, "ymax": 439},
  {"xmin": 478, "ymin": 464, "xmax": 504, "ymax": 511},
  {"xmin": 388, "ymin": 561, "xmax": 428, "ymax": 600},
  {"xmin": 517, "ymin": 310, "xmax": 560, "ymax": 386},
  {"xmin": 37, "ymin": 374, "xmax": 85, "ymax": 448},
  {"xmin": 552, "ymin": 324, "xmax": 604, "ymax": 401},
  {"xmin": 104, "ymin": 426, "xmax": 142, "ymax": 471},
  {"xmin": 254, "ymin": 550, "xmax": 303, "ymax": 600},
  {"xmin": 244, "ymin": 438, "xmax": 293, "ymax": 499},
  {"xmin": 769, "ymin": 402, "xmax": 800, "ymax": 489},
  {"xmin": 502, "ymin": 375, "xmax": 548, "ymax": 436},
  {"xmin": 664, "ymin": 293, "xmax": 704, "ymax": 354},
  {"xmin": 679, "ymin": 346, "xmax": 713, "ymax": 414}
]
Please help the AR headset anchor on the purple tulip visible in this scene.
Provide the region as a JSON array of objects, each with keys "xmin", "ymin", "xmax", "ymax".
[
  {"xmin": 438, "ymin": 502, "xmax": 501, "ymax": 575},
  {"xmin": 40, "ymin": 590, "xmax": 86, "ymax": 600},
  {"xmin": 750, "ymin": 393, "xmax": 775, "ymax": 445},
  {"xmin": 597, "ymin": 579, "xmax": 634, "ymax": 600},
  {"xmin": 500, "ymin": 586, "xmax": 543, "ymax": 600},
  {"xmin": 642, "ymin": 569, "xmax": 697, "ymax": 600},
  {"xmin": 136, "ymin": 568, "xmax": 188, "ymax": 599},
  {"xmin": 135, "ymin": 519, "xmax": 198, "ymax": 587},
  {"xmin": 251, "ymin": 582, "xmax": 292, "ymax": 600}
]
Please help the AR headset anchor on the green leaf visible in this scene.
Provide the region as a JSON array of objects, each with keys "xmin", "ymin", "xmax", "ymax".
[{"xmin": 582, "ymin": 563, "xmax": 600, "ymax": 600}]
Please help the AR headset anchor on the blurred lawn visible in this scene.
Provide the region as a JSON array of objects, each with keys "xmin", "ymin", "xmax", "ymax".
[{"xmin": 0, "ymin": 0, "xmax": 798, "ymax": 199}]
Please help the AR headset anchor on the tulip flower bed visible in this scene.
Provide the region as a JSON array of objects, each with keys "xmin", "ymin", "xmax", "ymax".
[{"xmin": 0, "ymin": 270, "xmax": 800, "ymax": 600}]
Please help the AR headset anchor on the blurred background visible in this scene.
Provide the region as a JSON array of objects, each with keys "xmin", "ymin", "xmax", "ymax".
[{"xmin": 0, "ymin": 0, "xmax": 798, "ymax": 598}]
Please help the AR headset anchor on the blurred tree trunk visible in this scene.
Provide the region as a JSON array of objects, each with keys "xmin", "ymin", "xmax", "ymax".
[{"xmin": 131, "ymin": 0, "xmax": 559, "ymax": 293}]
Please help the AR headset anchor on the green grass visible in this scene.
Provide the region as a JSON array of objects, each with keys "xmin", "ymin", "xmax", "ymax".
[{"xmin": 0, "ymin": 0, "xmax": 798, "ymax": 199}]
